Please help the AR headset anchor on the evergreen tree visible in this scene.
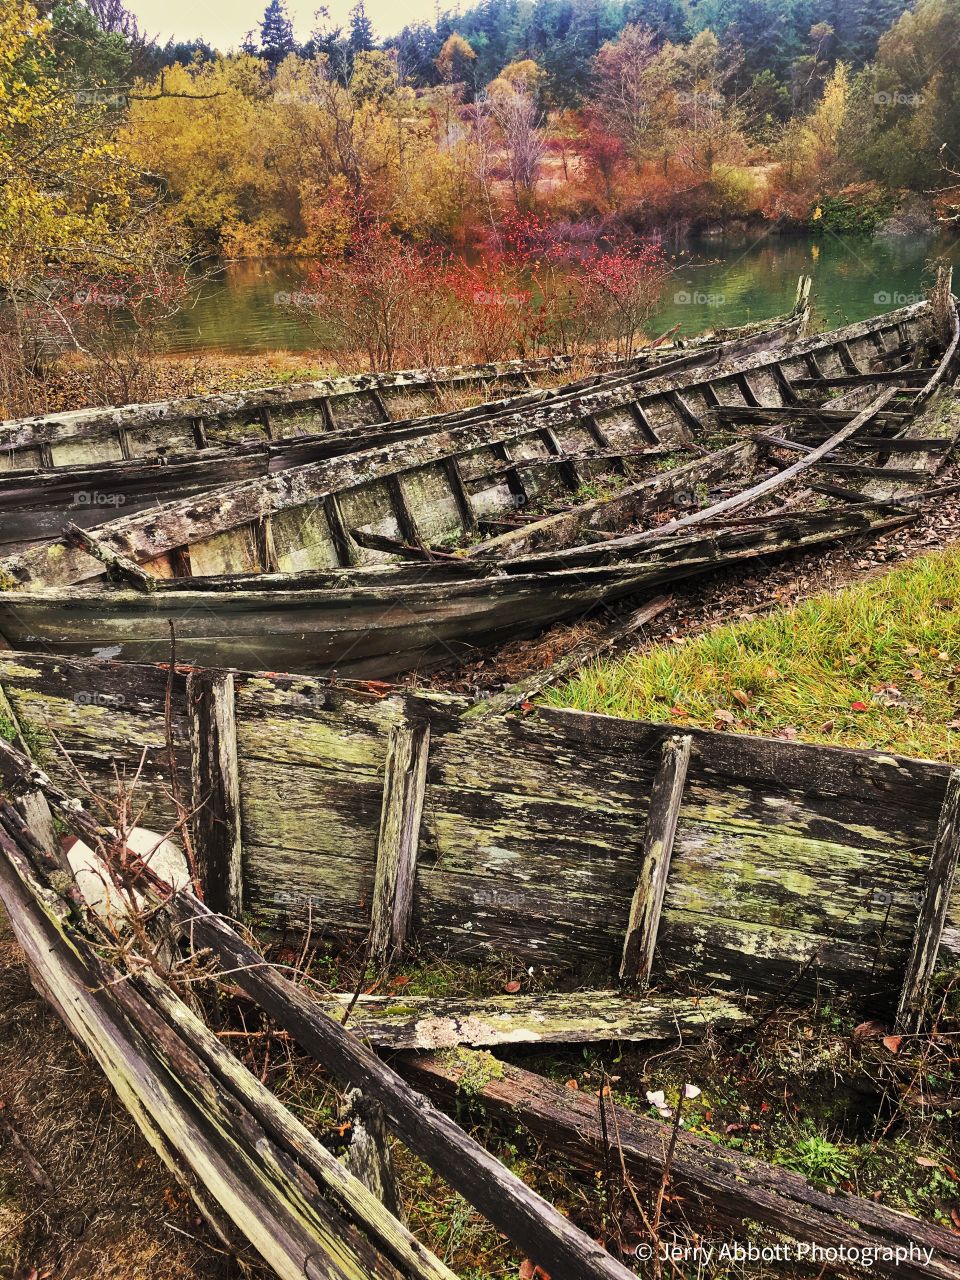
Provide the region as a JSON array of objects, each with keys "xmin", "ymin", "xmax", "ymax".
[
  {"xmin": 349, "ymin": 0, "xmax": 375, "ymax": 56},
  {"xmin": 259, "ymin": 0, "xmax": 295, "ymax": 67}
]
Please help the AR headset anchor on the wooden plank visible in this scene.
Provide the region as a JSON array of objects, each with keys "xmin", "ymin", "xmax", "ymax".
[
  {"xmin": 818, "ymin": 461, "xmax": 931, "ymax": 481},
  {"xmin": 612, "ymin": 388, "xmax": 900, "ymax": 547},
  {"xmin": 187, "ymin": 670, "xmax": 243, "ymax": 919},
  {"xmin": 316, "ymin": 989, "xmax": 752, "ymax": 1049},
  {"xmin": 620, "ymin": 734, "xmax": 692, "ymax": 982},
  {"xmin": 0, "ymin": 681, "xmax": 58, "ymax": 858},
  {"xmin": 167, "ymin": 896, "xmax": 638, "ymax": 1280},
  {"xmin": 897, "ymin": 769, "xmax": 960, "ymax": 1031},
  {"xmin": 792, "ymin": 369, "xmax": 927, "ymax": 388},
  {"xmin": 322, "ymin": 494, "xmax": 358, "ymax": 567},
  {"xmin": 65, "ymin": 521, "xmax": 154, "ymax": 592},
  {"xmin": 0, "ymin": 814, "xmax": 455, "ymax": 1280},
  {"xmin": 402, "ymin": 1053, "xmax": 960, "ymax": 1280},
  {"xmin": 370, "ymin": 719, "xmax": 431, "ymax": 965},
  {"xmin": 443, "ymin": 456, "xmax": 477, "ymax": 533}
]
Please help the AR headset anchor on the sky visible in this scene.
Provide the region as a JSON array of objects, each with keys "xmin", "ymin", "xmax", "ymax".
[{"xmin": 125, "ymin": 0, "xmax": 452, "ymax": 50}]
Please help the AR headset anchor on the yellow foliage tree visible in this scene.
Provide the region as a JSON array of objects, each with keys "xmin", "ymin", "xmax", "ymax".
[{"xmin": 0, "ymin": 0, "xmax": 137, "ymax": 285}]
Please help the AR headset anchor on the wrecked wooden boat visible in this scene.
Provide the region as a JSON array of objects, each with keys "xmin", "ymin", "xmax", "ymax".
[
  {"xmin": 0, "ymin": 281, "xmax": 811, "ymax": 468},
  {"xmin": 0, "ymin": 651, "xmax": 956, "ymax": 1008},
  {"xmin": 2, "ymin": 725, "xmax": 959, "ymax": 1279},
  {"xmin": 0, "ymin": 283, "xmax": 813, "ymax": 553},
  {"xmin": 0, "ymin": 293, "xmax": 932, "ymax": 586},
  {"xmin": 0, "ymin": 293, "xmax": 955, "ymax": 677}
]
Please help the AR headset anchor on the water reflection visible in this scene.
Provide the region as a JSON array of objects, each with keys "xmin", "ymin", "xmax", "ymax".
[{"xmin": 161, "ymin": 230, "xmax": 960, "ymax": 356}]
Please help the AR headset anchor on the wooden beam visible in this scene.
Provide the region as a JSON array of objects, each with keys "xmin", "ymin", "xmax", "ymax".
[
  {"xmin": 318, "ymin": 989, "xmax": 752, "ymax": 1049},
  {"xmin": 401, "ymin": 1053, "xmax": 960, "ymax": 1280},
  {"xmin": 64, "ymin": 522, "xmax": 155, "ymax": 592},
  {"xmin": 795, "ymin": 435, "xmax": 952, "ymax": 453},
  {"xmin": 443, "ymin": 456, "xmax": 477, "ymax": 534},
  {"xmin": 818, "ymin": 462, "xmax": 930, "ymax": 481},
  {"xmin": 322, "ymin": 494, "xmax": 358, "ymax": 567},
  {"xmin": 791, "ymin": 369, "xmax": 928, "ymax": 389},
  {"xmin": 896, "ymin": 769, "xmax": 960, "ymax": 1031},
  {"xmin": 714, "ymin": 406, "xmax": 910, "ymax": 426},
  {"xmin": 167, "ymin": 899, "xmax": 638, "ymax": 1280},
  {"xmin": 187, "ymin": 670, "xmax": 243, "ymax": 919},
  {"xmin": 370, "ymin": 719, "xmax": 431, "ymax": 966},
  {"xmin": 620, "ymin": 734, "xmax": 692, "ymax": 982}
]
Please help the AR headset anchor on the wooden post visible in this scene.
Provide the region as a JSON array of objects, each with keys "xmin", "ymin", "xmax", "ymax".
[
  {"xmin": 620, "ymin": 734, "xmax": 692, "ymax": 983},
  {"xmin": 187, "ymin": 670, "xmax": 243, "ymax": 919},
  {"xmin": 896, "ymin": 769, "xmax": 960, "ymax": 1031},
  {"xmin": 0, "ymin": 683, "xmax": 58, "ymax": 862},
  {"xmin": 340, "ymin": 1088, "xmax": 402, "ymax": 1217},
  {"xmin": 370, "ymin": 720, "xmax": 430, "ymax": 966}
]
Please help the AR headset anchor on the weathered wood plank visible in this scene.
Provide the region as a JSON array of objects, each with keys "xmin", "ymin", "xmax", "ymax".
[
  {"xmin": 0, "ymin": 815, "xmax": 454, "ymax": 1280},
  {"xmin": 370, "ymin": 719, "xmax": 431, "ymax": 965},
  {"xmin": 317, "ymin": 990, "xmax": 752, "ymax": 1048},
  {"xmin": 187, "ymin": 670, "xmax": 243, "ymax": 919},
  {"xmin": 402, "ymin": 1052, "xmax": 960, "ymax": 1280},
  {"xmin": 620, "ymin": 734, "xmax": 692, "ymax": 982},
  {"xmin": 896, "ymin": 769, "xmax": 960, "ymax": 1031},
  {"xmin": 168, "ymin": 896, "xmax": 638, "ymax": 1280}
]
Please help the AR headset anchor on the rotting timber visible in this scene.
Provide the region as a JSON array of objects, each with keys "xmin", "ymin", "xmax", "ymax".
[
  {"xmin": 0, "ymin": 296, "xmax": 953, "ymax": 676},
  {"xmin": 0, "ymin": 651, "xmax": 956, "ymax": 1007},
  {"xmin": 0, "ymin": 284, "xmax": 812, "ymax": 552},
  {"xmin": 1, "ymin": 682, "xmax": 960, "ymax": 1278}
]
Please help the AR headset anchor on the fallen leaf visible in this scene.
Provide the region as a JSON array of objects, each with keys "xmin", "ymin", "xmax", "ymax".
[
  {"xmin": 669, "ymin": 705, "xmax": 688, "ymax": 717},
  {"xmin": 713, "ymin": 709, "xmax": 735, "ymax": 724},
  {"xmin": 853, "ymin": 1019, "xmax": 886, "ymax": 1041},
  {"xmin": 503, "ymin": 979, "xmax": 521, "ymax": 993},
  {"xmin": 882, "ymin": 1035, "xmax": 903, "ymax": 1054},
  {"xmin": 917, "ymin": 1157, "xmax": 939, "ymax": 1168},
  {"xmin": 725, "ymin": 1122, "xmax": 743, "ymax": 1134},
  {"xmin": 732, "ymin": 688, "xmax": 751, "ymax": 707},
  {"xmin": 951, "ymin": 1208, "xmax": 960, "ymax": 1233},
  {"xmin": 565, "ymin": 1079, "xmax": 579, "ymax": 1091},
  {"xmin": 850, "ymin": 700, "xmax": 869, "ymax": 713}
]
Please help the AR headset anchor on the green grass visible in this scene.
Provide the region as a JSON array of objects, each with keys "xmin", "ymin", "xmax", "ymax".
[{"xmin": 547, "ymin": 546, "xmax": 960, "ymax": 761}]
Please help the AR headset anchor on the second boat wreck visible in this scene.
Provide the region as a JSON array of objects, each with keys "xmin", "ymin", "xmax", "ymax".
[{"xmin": 0, "ymin": 292, "xmax": 954, "ymax": 675}]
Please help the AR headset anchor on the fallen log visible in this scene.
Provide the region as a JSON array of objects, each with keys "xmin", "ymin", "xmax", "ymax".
[{"xmin": 402, "ymin": 1051, "xmax": 960, "ymax": 1280}]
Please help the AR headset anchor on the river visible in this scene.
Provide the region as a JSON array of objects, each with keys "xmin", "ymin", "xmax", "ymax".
[{"xmin": 160, "ymin": 230, "xmax": 960, "ymax": 356}]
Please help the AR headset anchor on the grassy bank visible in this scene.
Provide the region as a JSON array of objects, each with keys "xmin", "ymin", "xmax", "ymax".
[{"xmin": 547, "ymin": 546, "xmax": 960, "ymax": 762}]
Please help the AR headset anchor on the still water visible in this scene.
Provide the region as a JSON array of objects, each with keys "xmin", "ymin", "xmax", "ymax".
[{"xmin": 161, "ymin": 230, "xmax": 960, "ymax": 355}]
